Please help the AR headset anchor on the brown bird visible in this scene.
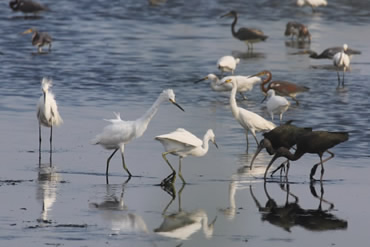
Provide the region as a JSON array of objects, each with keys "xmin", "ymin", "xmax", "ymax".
[
  {"xmin": 264, "ymin": 131, "xmax": 349, "ymax": 181},
  {"xmin": 221, "ymin": 10, "xmax": 268, "ymax": 51},
  {"xmin": 252, "ymin": 70, "xmax": 309, "ymax": 105},
  {"xmin": 285, "ymin": 22, "xmax": 311, "ymax": 42},
  {"xmin": 9, "ymin": 0, "xmax": 48, "ymax": 14},
  {"xmin": 22, "ymin": 28, "xmax": 52, "ymax": 53}
]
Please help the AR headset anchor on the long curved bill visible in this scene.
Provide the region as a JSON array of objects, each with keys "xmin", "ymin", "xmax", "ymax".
[
  {"xmin": 220, "ymin": 12, "xmax": 232, "ymax": 18},
  {"xmin": 169, "ymin": 99, "xmax": 185, "ymax": 112},
  {"xmin": 194, "ymin": 77, "xmax": 207, "ymax": 84},
  {"xmin": 250, "ymin": 140, "xmax": 265, "ymax": 170}
]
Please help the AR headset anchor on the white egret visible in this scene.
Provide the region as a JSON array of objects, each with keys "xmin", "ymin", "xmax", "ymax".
[
  {"xmin": 194, "ymin": 73, "xmax": 262, "ymax": 100},
  {"xmin": 92, "ymin": 89, "xmax": 184, "ymax": 183},
  {"xmin": 22, "ymin": 28, "xmax": 52, "ymax": 53},
  {"xmin": 266, "ymin": 89, "xmax": 290, "ymax": 124},
  {"xmin": 296, "ymin": 0, "xmax": 327, "ymax": 12},
  {"xmin": 333, "ymin": 44, "xmax": 351, "ymax": 88},
  {"xmin": 155, "ymin": 128, "xmax": 218, "ymax": 184},
  {"xmin": 223, "ymin": 79, "xmax": 276, "ymax": 152},
  {"xmin": 217, "ymin": 55, "xmax": 240, "ymax": 76},
  {"xmin": 37, "ymin": 78, "xmax": 63, "ymax": 156}
]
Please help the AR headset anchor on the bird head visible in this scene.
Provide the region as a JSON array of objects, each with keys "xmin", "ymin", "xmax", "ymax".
[
  {"xmin": 194, "ymin": 74, "xmax": 217, "ymax": 84},
  {"xmin": 22, "ymin": 28, "xmax": 36, "ymax": 35},
  {"xmin": 207, "ymin": 129, "xmax": 218, "ymax": 149},
  {"xmin": 220, "ymin": 10, "xmax": 237, "ymax": 19},
  {"xmin": 164, "ymin": 89, "xmax": 185, "ymax": 112},
  {"xmin": 41, "ymin": 77, "xmax": 52, "ymax": 93},
  {"xmin": 343, "ymin": 44, "xmax": 348, "ymax": 51}
]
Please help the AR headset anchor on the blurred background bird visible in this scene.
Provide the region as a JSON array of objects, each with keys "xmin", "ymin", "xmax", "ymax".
[
  {"xmin": 9, "ymin": 0, "xmax": 49, "ymax": 15},
  {"xmin": 22, "ymin": 28, "xmax": 52, "ymax": 53},
  {"xmin": 285, "ymin": 22, "xmax": 311, "ymax": 42}
]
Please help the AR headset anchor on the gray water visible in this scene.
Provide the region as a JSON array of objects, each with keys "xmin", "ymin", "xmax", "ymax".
[{"xmin": 0, "ymin": 0, "xmax": 369, "ymax": 246}]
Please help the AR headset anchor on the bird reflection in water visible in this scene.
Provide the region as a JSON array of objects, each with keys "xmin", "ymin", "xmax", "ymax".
[
  {"xmin": 89, "ymin": 178, "xmax": 149, "ymax": 235},
  {"xmin": 36, "ymin": 165, "xmax": 61, "ymax": 223},
  {"xmin": 155, "ymin": 183, "xmax": 217, "ymax": 240},
  {"xmin": 250, "ymin": 180, "xmax": 347, "ymax": 232}
]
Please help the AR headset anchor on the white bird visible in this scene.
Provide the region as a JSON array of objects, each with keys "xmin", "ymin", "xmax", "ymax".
[
  {"xmin": 333, "ymin": 44, "xmax": 351, "ymax": 88},
  {"xmin": 37, "ymin": 78, "xmax": 63, "ymax": 156},
  {"xmin": 92, "ymin": 89, "xmax": 184, "ymax": 183},
  {"xmin": 266, "ymin": 89, "xmax": 290, "ymax": 123},
  {"xmin": 217, "ymin": 55, "xmax": 240, "ymax": 76},
  {"xmin": 155, "ymin": 128, "xmax": 218, "ymax": 184},
  {"xmin": 296, "ymin": 0, "xmax": 327, "ymax": 12},
  {"xmin": 223, "ymin": 79, "xmax": 276, "ymax": 152},
  {"xmin": 194, "ymin": 73, "xmax": 262, "ymax": 99}
]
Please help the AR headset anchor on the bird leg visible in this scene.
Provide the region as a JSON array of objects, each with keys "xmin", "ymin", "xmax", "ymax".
[
  {"xmin": 162, "ymin": 152, "xmax": 176, "ymax": 174},
  {"xmin": 48, "ymin": 43, "xmax": 52, "ymax": 52},
  {"xmin": 39, "ymin": 124, "xmax": 42, "ymax": 166},
  {"xmin": 178, "ymin": 157, "xmax": 186, "ymax": 184},
  {"xmin": 270, "ymin": 159, "xmax": 289, "ymax": 177},
  {"xmin": 50, "ymin": 125, "xmax": 53, "ymax": 153},
  {"xmin": 106, "ymin": 148, "xmax": 118, "ymax": 184},
  {"xmin": 121, "ymin": 152, "xmax": 132, "ymax": 177},
  {"xmin": 342, "ymin": 70, "xmax": 345, "ymax": 87},
  {"xmin": 245, "ymin": 130, "xmax": 249, "ymax": 153},
  {"xmin": 239, "ymin": 92, "xmax": 247, "ymax": 100},
  {"xmin": 336, "ymin": 71, "xmax": 341, "ymax": 88},
  {"xmin": 161, "ymin": 172, "xmax": 176, "ymax": 186},
  {"xmin": 310, "ymin": 150, "xmax": 334, "ymax": 181}
]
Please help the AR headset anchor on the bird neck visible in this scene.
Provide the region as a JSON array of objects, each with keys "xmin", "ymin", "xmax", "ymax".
[
  {"xmin": 210, "ymin": 76, "xmax": 220, "ymax": 91},
  {"xmin": 260, "ymin": 71, "xmax": 272, "ymax": 94},
  {"xmin": 199, "ymin": 134, "xmax": 211, "ymax": 156},
  {"xmin": 231, "ymin": 14, "xmax": 238, "ymax": 37},
  {"xmin": 279, "ymin": 147, "xmax": 304, "ymax": 161},
  {"xmin": 229, "ymin": 82, "xmax": 239, "ymax": 118},
  {"xmin": 136, "ymin": 95, "xmax": 163, "ymax": 136}
]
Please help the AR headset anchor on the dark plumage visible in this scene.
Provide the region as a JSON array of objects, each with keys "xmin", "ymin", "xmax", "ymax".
[
  {"xmin": 9, "ymin": 0, "xmax": 48, "ymax": 14},
  {"xmin": 285, "ymin": 22, "xmax": 311, "ymax": 42},
  {"xmin": 221, "ymin": 10, "xmax": 268, "ymax": 50},
  {"xmin": 22, "ymin": 28, "xmax": 52, "ymax": 53},
  {"xmin": 309, "ymin": 46, "xmax": 361, "ymax": 59}
]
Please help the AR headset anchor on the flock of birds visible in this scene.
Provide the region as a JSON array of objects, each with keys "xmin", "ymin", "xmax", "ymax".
[{"xmin": 14, "ymin": 0, "xmax": 355, "ymax": 185}]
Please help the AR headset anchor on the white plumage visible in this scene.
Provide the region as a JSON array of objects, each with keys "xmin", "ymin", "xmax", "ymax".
[
  {"xmin": 37, "ymin": 77, "xmax": 63, "ymax": 154},
  {"xmin": 224, "ymin": 79, "xmax": 276, "ymax": 152},
  {"xmin": 297, "ymin": 0, "xmax": 327, "ymax": 11},
  {"xmin": 333, "ymin": 44, "xmax": 351, "ymax": 88},
  {"xmin": 92, "ymin": 89, "xmax": 184, "ymax": 182},
  {"xmin": 155, "ymin": 128, "xmax": 218, "ymax": 184},
  {"xmin": 217, "ymin": 55, "xmax": 240, "ymax": 76},
  {"xmin": 266, "ymin": 89, "xmax": 290, "ymax": 123}
]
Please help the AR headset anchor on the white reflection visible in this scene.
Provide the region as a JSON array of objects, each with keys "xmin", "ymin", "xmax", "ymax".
[{"xmin": 154, "ymin": 184, "xmax": 216, "ymax": 240}]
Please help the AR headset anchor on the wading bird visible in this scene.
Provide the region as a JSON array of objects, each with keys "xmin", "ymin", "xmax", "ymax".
[
  {"xmin": 37, "ymin": 78, "xmax": 63, "ymax": 156},
  {"xmin": 250, "ymin": 121, "xmax": 312, "ymax": 177},
  {"xmin": 217, "ymin": 55, "xmax": 240, "ymax": 76},
  {"xmin": 22, "ymin": 28, "xmax": 52, "ymax": 53},
  {"xmin": 221, "ymin": 10, "xmax": 268, "ymax": 51},
  {"xmin": 223, "ymin": 79, "xmax": 276, "ymax": 152},
  {"xmin": 92, "ymin": 89, "xmax": 184, "ymax": 183},
  {"xmin": 296, "ymin": 0, "xmax": 327, "ymax": 12},
  {"xmin": 266, "ymin": 89, "xmax": 290, "ymax": 123},
  {"xmin": 155, "ymin": 128, "xmax": 218, "ymax": 184},
  {"xmin": 263, "ymin": 131, "xmax": 349, "ymax": 181},
  {"xmin": 9, "ymin": 0, "xmax": 48, "ymax": 14},
  {"xmin": 194, "ymin": 73, "xmax": 262, "ymax": 100},
  {"xmin": 253, "ymin": 70, "xmax": 309, "ymax": 105},
  {"xmin": 309, "ymin": 46, "xmax": 361, "ymax": 59},
  {"xmin": 284, "ymin": 22, "xmax": 311, "ymax": 42},
  {"xmin": 333, "ymin": 44, "xmax": 351, "ymax": 88}
]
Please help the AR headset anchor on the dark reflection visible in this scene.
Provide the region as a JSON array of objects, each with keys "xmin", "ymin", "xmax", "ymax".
[
  {"xmin": 231, "ymin": 50, "xmax": 266, "ymax": 60},
  {"xmin": 284, "ymin": 40, "xmax": 311, "ymax": 49},
  {"xmin": 89, "ymin": 178, "xmax": 149, "ymax": 234},
  {"xmin": 250, "ymin": 180, "xmax": 348, "ymax": 232},
  {"xmin": 36, "ymin": 165, "xmax": 61, "ymax": 223},
  {"xmin": 155, "ymin": 183, "xmax": 217, "ymax": 240}
]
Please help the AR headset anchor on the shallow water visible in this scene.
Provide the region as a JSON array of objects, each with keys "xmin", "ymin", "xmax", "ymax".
[{"xmin": 0, "ymin": 0, "xmax": 369, "ymax": 246}]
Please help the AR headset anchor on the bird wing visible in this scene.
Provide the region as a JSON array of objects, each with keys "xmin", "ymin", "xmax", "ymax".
[
  {"xmin": 237, "ymin": 28, "xmax": 267, "ymax": 40},
  {"xmin": 234, "ymin": 76, "xmax": 262, "ymax": 91},
  {"xmin": 238, "ymin": 108, "xmax": 276, "ymax": 132},
  {"xmin": 267, "ymin": 95, "xmax": 290, "ymax": 111},
  {"xmin": 92, "ymin": 121, "xmax": 135, "ymax": 147},
  {"xmin": 270, "ymin": 81, "xmax": 309, "ymax": 95},
  {"xmin": 155, "ymin": 128, "xmax": 201, "ymax": 147}
]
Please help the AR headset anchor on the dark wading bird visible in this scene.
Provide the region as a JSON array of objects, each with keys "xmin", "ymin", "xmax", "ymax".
[
  {"xmin": 264, "ymin": 131, "xmax": 349, "ymax": 181},
  {"xmin": 221, "ymin": 10, "xmax": 268, "ymax": 51},
  {"xmin": 308, "ymin": 46, "xmax": 361, "ymax": 59},
  {"xmin": 284, "ymin": 22, "xmax": 311, "ymax": 42},
  {"xmin": 9, "ymin": 0, "xmax": 49, "ymax": 14},
  {"xmin": 253, "ymin": 70, "xmax": 309, "ymax": 105},
  {"xmin": 22, "ymin": 28, "xmax": 52, "ymax": 53},
  {"xmin": 250, "ymin": 121, "xmax": 312, "ymax": 177},
  {"xmin": 91, "ymin": 89, "xmax": 184, "ymax": 184}
]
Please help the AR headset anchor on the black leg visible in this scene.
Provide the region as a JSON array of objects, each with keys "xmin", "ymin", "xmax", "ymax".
[{"xmin": 106, "ymin": 149, "xmax": 118, "ymax": 184}]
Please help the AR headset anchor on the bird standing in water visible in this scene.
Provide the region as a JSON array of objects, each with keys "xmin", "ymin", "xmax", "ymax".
[
  {"xmin": 37, "ymin": 78, "xmax": 63, "ymax": 159},
  {"xmin": 92, "ymin": 89, "xmax": 184, "ymax": 183},
  {"xmin": 22, "ymin": 28, "xmax": 52, "ymax": 53},
  {"xmin": 221, "ymin": 10, "xmax": 268, "ymax": 51},
  {"xmin": 284, "ymin": 22, "xmax": 311, "ymax": 42},
  {"xmin": 333, "ymin": 44, "xmax": 351, "ymax": 88},
  {"xmin": 296, "ymin": 0, "xmax": 327, "ymax": 12},
  {"xmin": 9, "ymin": 0, "xmax": 48, "ymax": 15},
  {"xmin": 308, "ymin": 46, "xmax": 361, "ymax": 59},
  {"xmin": 266, "ymin": 89, "xmax": 290, "ymax": 124}
]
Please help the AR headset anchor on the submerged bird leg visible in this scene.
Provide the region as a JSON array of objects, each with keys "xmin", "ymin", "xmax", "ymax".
[
  {"xmin": 270, "ymin": 159, "xmax": 289, "ymax": 177},
  {"xmin": 178, "ymin": 157, "xmax": 186, "ymax": 184},
  {"xmin": 162, "ymin": 152, "xmax": 176, "ymax": 174},
  {"xmin": 50, "ymin": 125, "xmax": 53, "ymax": 154},
  {"xmin": 48, "ymin": 43, "xmax": 52, "ymax": 52},
  {"xmin": 121, "ymin": 152, "xmax": 132, "ymax": 177},
  {"xmin": 106, "ymin": 148, "xmax": 119, "ymax": 182},
  {"xmin": 161, "ymin": 172, "xmax": 176, "ymax": 186},
  {"xmin": 310, "ymin": 150, "xmax": 334, "ymax": 180},
  {"xmin": 336, "ymin": 71, "xmax": 341, "ymax": 88}
]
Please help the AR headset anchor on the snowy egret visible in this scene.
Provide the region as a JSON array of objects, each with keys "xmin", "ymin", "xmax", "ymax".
[
  {"xmin": 266, "ymin": 89, "xmax": 290, "ymax": 123},
  {"xmin": 155, "ymin": 128, "xmax": 218, "ymax": 184},
  {"xmin": 309, "ymin": 46, "xmax": 361, "ymax": 59},
  {"xmin": 253, "ymin": 70, "xmax": 309, "ymax": 105},
  {"xmin": 223, "ymin": 79, "xmax": 276, "ymax": 152},
  {"xmin": 22, "ymin": 28, "xmax": 52, "ymax": 53},
  {"xmin": 37, "ymin": 78, "xmax": 63, "ymax": 156},
  {"xmin": 9, "ymin": 0, "xmax": 48, "ymax": 14},
  {"xmin": 265, "ymin": 131, "xmax": 349, "ymax": 181},
  {"xmin": 217, "ymin": 55, "xmax": 240, "ymax": 76},
  {"xmin": 92, "ymin": 89, "xmax": 184, "ymax": 183},
  {"xmin": 333, "ymin": 44, "xmax": 351, "ymax": 88},
  {"xmin": 296, "ymin": 0, "xmax": 327, "ymax": 12},
  {"xmin": 194, "ymin": 73, "xmax": 262, "ymax": 100},
  {"xmin": 221, "ymin": 10, "xmax": 268, "ymax": 50},
  {"xmin": 284, "ymin": 22, "xmax": 311, "ymax": 42}
]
